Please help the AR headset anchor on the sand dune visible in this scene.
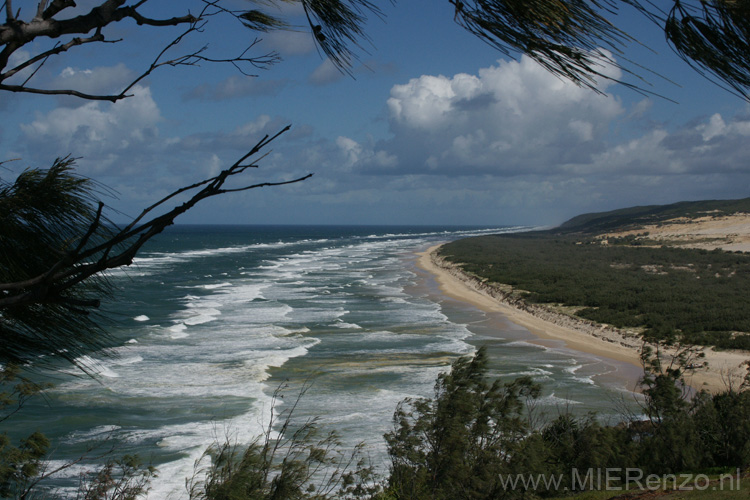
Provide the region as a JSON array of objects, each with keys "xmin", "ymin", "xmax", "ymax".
[{"xmin": 599, "ymin": 213, "xmax": 750, "ymax": 253}]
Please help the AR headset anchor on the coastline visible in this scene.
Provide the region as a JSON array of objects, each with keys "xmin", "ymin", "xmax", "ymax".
[{"xmin": 417, "ymin": 243, "xmax": 750, "ymax": 394}]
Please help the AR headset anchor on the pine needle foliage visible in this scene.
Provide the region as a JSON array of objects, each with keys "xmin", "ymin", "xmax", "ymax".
[
  {"xmin": 0, "ymin": 158, "xmax": 117, "ymax": 369},
  {"xmin": 453, "ymin": 0, "xmax": 636, "ymax": 93},
  {"xmin": 187, "ymin": 383, "xmax": 380, "ymax": 500},
  {"xmin": 0, "ymin": 364, "xmax": 52, "ymax": 499},
  {"xmin": 0, "ymin": 129, "xmax": 309, "ymax": 373},
  {"xmin": 384, "ymin": 347, "xmax": 543, "ymax": 500},
  {"xmin": 74, "ymin": 455, "xmax": 157, "ymax": 500},
  {"xmin": 452, "ymin": 0, "xmax": 750, "ymax": 97},
  {"xmin": 299, "ymin": 0, "xmax": 386, "ymax": 72},
  {"xmin": 665, "ymin": 0, "xmax": 750, "ymax": 99}
]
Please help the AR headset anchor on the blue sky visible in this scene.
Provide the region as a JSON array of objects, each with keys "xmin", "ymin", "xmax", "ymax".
[{"xmin": 1, "ymin": 0, "xmax": 748, "ymax": 227}]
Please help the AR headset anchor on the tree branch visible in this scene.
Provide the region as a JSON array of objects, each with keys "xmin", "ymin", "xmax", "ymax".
[
  {"xmin": 124, "ymin": 6, "xmax": 197, "ymax": 27},
  {"xmin": 42, "ymin": 0, "xmax": 76, "ymax": 20},
  {"xmin": 0, "ymin": 82, "xmax": 126, "ymax": 101},
  {"xmin": 4, "ymin": 0, "xmax": 14, "ymax": 23},
  {"xmin": 34, "ymin": 1, "xmax": 47, "ymax": 21},
  {"xmin": 1, "ymin": 1, "xmax": 278, "ymax": 102},
  {"xmin": 0, "ymin": 127, "xmax": 312, "ymax": 320},
  {"xmin": 1, "ymin": 31, "xmax": 106, "ymax": 81}
]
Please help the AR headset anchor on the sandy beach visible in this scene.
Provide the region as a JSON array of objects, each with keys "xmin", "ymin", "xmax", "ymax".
[{"xmin": 417, "ymin": 244, "xmax": 750, "ymax": 394}]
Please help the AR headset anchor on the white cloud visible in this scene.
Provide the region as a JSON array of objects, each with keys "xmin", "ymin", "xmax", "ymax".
[
  {"xmin": 335, "ymin": 135, "xmax": 396, "ymax": 171},
  {"xmin": 387, "ymin": 74, "xmax": 463, "ymax": 130},
  {"xmin": 340, "ymin": 54, "xmax": 750, "ymax": 186},
  {"xmin": 697, "ymin": 113, "xmax": 750, "ymax": 142},
  {"xmin": 236, "ymin": 115, "xmax": 274, "ymax": 136},
  {"xmin": 20, "ymin": 85, "xmax": 161, "ymax": 174},
  {"xmin": 628, "ymin": 98, "xmax": 653, "ymax": 120},
  {"xmin": 365, "ymin": 55, "xmax": 624, "ymax": 176},
  {"xmin": 336, "ymin": 136, "xmax": 362, "ymax": 167},
  {"xmin": 300, "ymin": 55, "xmax": 750, "ymax": 225},
  {"xmin": 588, "ymin": 129, "xmax": 677, "ymax": 175}
]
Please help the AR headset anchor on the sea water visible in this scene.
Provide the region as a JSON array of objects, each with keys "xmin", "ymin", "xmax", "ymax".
[{"xmin": 14, "ymin": 225, "xmax": 642, "ymax": 498}]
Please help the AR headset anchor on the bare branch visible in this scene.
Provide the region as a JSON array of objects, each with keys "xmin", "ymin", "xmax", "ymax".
[
  {"xmin": 0, "ymin": 82, "xmax": 126, "ymax": 101},
  {"xmin": 0, "ymin": 1, "xmax": 278, "ymax": 102},
  {"xmin": 1, "ymin": 31, "xmax": 105, "ymax": 81},
  {"xmin": 217, "ymin": 174, "xmax": 314, "ymax": 194},
  {"xmin": 42, "ymin": 0, "xmax": 77, "ymax": 20},
  {"xmin": 124, "ymin": 6, "xmax": 197, "ymax": 27},
  {"xmin": 0, "ymin": 127, "xmax": 312, "ymax": 325},
  {"xmin": 0, "ymin": 2, "xmax": 197, "ymax": 48},
  {"xmin": 34, "ymin": 1, "xmax": 47, "ymax": 21}
]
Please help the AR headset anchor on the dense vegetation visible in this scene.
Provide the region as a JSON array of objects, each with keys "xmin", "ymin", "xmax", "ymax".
[
  {"xmin": 384, "ymin": 347, "xmax": 750, "ymax": 499},
  {"xmin": 439, "ymin": 235, "xmax": 750, "ymax": 349},
  {"xmin": 4, "ymin": 348, "xmax": 750, "ymax": 499}
]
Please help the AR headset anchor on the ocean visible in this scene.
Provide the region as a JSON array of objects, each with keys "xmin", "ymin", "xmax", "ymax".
[{"xmin": 16, "ymin": 225, "xmax": 642, "ymax": 498}]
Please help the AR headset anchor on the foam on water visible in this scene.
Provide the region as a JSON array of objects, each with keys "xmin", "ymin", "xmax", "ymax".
[
  {"xmin": 166, "ymin": 323, "xmax": 188, "ymax": 339},
  {"xmin": 538, "ymin": 393, "xmax": 583, "ymax": 406},
  {"xmin": 200, "ymin": 282, "xmax": 232, "ymax": 290},
  {"xmin": 64, "ymin": 425, "xmax": 123, "ymax": 444},
  {"xmin": 112, "ymin": 355, "xmax": 143, "ymax": 366},
  {"xmin": 30, "ymin": 225, "xmax": 641, "ymax": 499}
]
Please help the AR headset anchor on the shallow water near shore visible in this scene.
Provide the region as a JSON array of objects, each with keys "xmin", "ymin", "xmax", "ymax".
[{"xmin": 16, "ymin": 225, "xmax": 643, "ymax": 498}]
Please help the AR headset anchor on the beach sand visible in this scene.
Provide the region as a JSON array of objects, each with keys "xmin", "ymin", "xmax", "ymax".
[
  {"xmin": 417, "ymin": 244, "xmax": 750, "ymax": 394},
  {"xmin": 599, "ymin": 213, "xmax": 750, "ymax": 253}
]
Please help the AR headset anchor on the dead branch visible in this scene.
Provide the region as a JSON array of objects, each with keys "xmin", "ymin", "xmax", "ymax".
[
  {"xmin": 0, "ymin": 1, "xmax": 277, "ymax": 102},
  {"xmin": 0, "ymin": 126, "xmax": 312, "ymax": 311}
]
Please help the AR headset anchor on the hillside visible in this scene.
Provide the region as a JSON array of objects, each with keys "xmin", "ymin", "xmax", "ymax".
[{"xmin": 555, "ymin": 197, "xmax": 750, "ymax": 236}]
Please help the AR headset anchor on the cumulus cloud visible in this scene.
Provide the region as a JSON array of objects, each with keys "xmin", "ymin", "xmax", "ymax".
[
  {"xmin": 584, "ymin": 111, "xmax": 750, "ymax": 177},
  {"xmin": 349, "ymin": 55, "xmax": 625, "ymax": 177},
  {"xmin": 309, "ymin": 55, "xmax": 750, "ymax": 224},
  {"xmin": 9, "ymin": 50, "xmax": 749, "ymax": 227},
  {"xmin": 661, "ymin": 113, "xmax": 750, "ymax": 173},
  {"xmin": 335, "ymin": 55, "xmax": 750, "ymax": 186},
  {"xmin": 19, "ymin": 85, "xmax": 161, "ymax": 175},
  {"xmin": 335, "ymin": 136, "xmax": 396, "ymax": 171}
]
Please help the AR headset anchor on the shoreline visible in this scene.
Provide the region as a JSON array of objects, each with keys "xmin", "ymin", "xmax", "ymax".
[{"xmin": 417, "ymin": 243, "xmax": 749, "ymax": 394}]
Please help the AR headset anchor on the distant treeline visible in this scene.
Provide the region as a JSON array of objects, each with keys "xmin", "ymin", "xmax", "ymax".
[{"xmin": 439, "ymin": 235, "xmax": 750, "ymax": 350}]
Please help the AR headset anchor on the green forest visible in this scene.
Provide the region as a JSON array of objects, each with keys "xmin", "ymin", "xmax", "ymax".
[{"xmin": 439, "ymin": 235, "xmax": 750, "ymax": 350}]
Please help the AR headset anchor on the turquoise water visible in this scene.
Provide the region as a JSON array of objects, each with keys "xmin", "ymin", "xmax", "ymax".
[{"xmin": 16, "ymin": 225, "xmax": 642, "ymax": 498}]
